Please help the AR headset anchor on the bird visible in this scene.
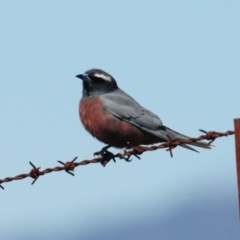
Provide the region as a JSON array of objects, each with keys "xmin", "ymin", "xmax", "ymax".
[{"xmin": 76, "ymin": 69, "xmax": 211, "ymax": 156}]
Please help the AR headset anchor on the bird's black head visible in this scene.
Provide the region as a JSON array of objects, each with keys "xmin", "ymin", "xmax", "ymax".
[{"xmin": 76, "ymin": 69, "xmax": 118, "ymax": 98}]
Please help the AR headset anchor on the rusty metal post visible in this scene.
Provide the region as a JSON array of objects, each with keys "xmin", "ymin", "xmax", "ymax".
[{"xmin": 234, "ymin": 118, "xmax": 240, "ymax": 215}]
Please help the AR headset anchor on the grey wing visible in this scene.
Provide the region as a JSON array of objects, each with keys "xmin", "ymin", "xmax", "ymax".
[
  {"xmin": 101, "ymin": 89, "xmax": 169, "ymax": 141},
  {"xmin": 101, "ymin": 89, "xmax": 200, "ymax": 152}
]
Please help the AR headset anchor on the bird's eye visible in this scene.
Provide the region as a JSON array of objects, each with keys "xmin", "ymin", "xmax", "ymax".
[{"xmin": 90, "ymin": 76, "xmax": 104, "ymax": 83}]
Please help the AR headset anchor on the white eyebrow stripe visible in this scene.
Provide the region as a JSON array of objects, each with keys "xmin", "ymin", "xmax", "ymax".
[{"xmin": 94, "ymin": 73, "xmax": 112, "ymax": 82}]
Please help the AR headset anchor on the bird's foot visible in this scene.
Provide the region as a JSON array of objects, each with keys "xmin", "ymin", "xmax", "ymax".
[
  {"xmin": 118, "ymin": 147, "xmax": 132, "ymax": 162},
  {"xmin": 94, "ymin": 145, "xmax": 117, "ymax": 166},
  {"xmin": 94, "ymin": 145, "xmax": 111, "ymax": 158},
  {"xmin": 93, "ymin": 144, "xmax": 133, "ymax": 165}
]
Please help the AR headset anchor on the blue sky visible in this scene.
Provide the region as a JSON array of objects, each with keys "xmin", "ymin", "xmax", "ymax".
[{"xmin": 0, "ymin": 1, "xmax": 240, "ymax": 239}]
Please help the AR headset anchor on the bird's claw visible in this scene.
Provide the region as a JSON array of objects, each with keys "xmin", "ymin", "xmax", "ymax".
[
  {"xmin": 118, "ymin": 147, "xmax": 132, "ymax": 162},
  {"xmin": 94, "ymin": 145, "xmax": 134, "ymax": 165},
  {"xmin": 122, "ymin": 155, "xmax": 132, "ymax": 162},
  {"xmin": 99, "ymin": 151, "xmax": 117, "ymax": 167},
  {"xmin": 94, "ymin": 145, "xmax": 111, "ymax": 159},
  {"xmin": 93, "ymin": 145, "xmax": 117, "ymax": 166}
]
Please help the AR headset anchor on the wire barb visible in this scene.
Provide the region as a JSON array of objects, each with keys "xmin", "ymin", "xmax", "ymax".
[
  {"xmin": 29, "ymin": 161, "xmax": 41, "ymax": 185},
  {"xmin": 0, "ymin": 130, "xmax": 234, "ymax": 190},
  {"xmin": 57, "ymin": 157, "xmax": 78, "ymax": 176}
]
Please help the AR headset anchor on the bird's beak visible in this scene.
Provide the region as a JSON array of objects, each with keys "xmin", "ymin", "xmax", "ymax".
[{"xmin": 76, "ymin": 73, "xmax": 92, "ymax": 84}]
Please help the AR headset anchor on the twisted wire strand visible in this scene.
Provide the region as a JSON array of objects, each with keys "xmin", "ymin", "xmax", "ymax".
[{"xmin": 0, "ymin": 130, "xmax": 234, "ymax": 190}]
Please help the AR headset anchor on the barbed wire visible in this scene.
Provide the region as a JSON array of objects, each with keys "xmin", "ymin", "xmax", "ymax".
[{"xmin": 0, "ymin": 129, "xmax": 234, "ymax": 190}]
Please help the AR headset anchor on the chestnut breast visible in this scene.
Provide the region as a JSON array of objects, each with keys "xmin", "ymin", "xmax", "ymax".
[{"xmin": 79, "ymin": 96, "xmax": 160, "ymax": 148}]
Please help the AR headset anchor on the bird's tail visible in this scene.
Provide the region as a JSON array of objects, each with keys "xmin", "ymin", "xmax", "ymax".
[
  {"xmin": 187, "ymin": 141, "xmax": 211, "ymax": 149},
  {"xmin": 165, "ymin": 126, "xmax": 211, "ymax": 152}
]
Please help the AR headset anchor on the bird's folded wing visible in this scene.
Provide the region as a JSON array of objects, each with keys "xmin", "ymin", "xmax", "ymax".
[
  {"xmin": 101, "ymin": 90, "xmax": 210, "ymax": 151},
  {"xmin": 101, "ymin": 89, "xmax": 165, "ymax": 133}
]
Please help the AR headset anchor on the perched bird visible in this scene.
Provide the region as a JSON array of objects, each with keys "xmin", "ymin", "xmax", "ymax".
[{"xmin": 76, "ymin": 69, "xmax": 210, "ymax": 154}]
